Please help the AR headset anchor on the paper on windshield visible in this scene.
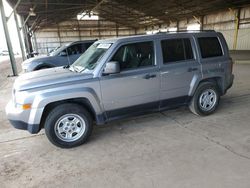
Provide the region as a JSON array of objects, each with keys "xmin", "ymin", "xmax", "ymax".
[{"xmin": 97, "ymin": 43, "xmax": 111, "ymax": 49}]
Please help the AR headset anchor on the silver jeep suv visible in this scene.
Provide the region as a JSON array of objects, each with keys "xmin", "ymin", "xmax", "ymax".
[{"xmin": 6, "ymin": 31, "xmax": 234, "ymax": 148}]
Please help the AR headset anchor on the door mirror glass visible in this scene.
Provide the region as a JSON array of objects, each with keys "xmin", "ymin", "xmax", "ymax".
[{"xmin": 103, "ymin": 61, "xmax": 120, "ymax": 75}]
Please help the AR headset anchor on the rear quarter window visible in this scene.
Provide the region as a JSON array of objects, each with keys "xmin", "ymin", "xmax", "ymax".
[{"xmin": 198, "ymin": 37, "xmax": 223, "ymax": 58}]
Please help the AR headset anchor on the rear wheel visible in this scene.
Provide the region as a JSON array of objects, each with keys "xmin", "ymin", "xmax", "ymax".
[
  {"xmin": 189, "ymin": 82, "xmax": 220, "ymax": 116},
  {"xmin": 44, "ymin": 103, "xmax": 93, "ymax": 148}
]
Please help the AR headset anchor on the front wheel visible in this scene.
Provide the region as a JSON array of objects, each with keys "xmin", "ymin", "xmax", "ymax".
[
  {"xmin": 189, "ymin": 82, "xmax": 220, "ymax": 116},
  {"xmin": 44, "ymin": 103, "xmax": 93, "ymax": 148}
]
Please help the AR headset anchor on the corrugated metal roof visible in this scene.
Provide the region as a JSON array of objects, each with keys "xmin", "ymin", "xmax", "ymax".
[{"xmin": 7, "ymin": 0, "xmax": 250, "ymax": 30}]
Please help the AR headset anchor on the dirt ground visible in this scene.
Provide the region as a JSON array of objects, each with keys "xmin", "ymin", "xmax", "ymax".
[{"xmin": 0, "ymin": 56, "xmax": 250, "ymax": 188}]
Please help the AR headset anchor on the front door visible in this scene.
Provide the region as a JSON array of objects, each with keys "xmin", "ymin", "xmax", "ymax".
[{"xmin": 100, "ymin": 41, "xmax": 160, "ymax": 120}]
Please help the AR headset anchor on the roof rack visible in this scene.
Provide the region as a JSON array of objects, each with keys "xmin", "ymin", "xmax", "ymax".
[{"xmin": 156, "ymin": 29, "xmax": 216, "ymax": 34}]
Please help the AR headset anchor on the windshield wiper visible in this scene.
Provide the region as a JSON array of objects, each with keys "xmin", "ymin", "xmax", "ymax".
[
  {"xmin": 74, "ymin": 66, "xmax": 81, "ymax": 72},
  {"xmin": 68, "ymin": 65, "xmax": 84, "ymax": 73},
  {"xmin": 63, "ymin": 65, "xmax": 70, "ymax": 69}
]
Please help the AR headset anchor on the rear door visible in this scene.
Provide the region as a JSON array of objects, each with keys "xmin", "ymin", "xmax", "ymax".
[
  {"xmin": 100, "ymin": 41, "xmax": 160, "ymax": 119},
  {"xmin": 159, "ymin": 36, "xmax": 201, "ymax": 108},
  {"xmin": 196, "ymin": 35, "xmax": 231, "ymax": 92}
]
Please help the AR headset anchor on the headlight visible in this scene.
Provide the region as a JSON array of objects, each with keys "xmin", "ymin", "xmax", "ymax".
[
  {"xmin": 13, "ymin": 89, "xmax": 32, "ymax": 110},
  {"xmin": 12, "ymin": 89, "xmax": 16, "ymax": 104},
  {"xmin": 15, "ymin": 103, "xmax": 32, "ymax": 110},
  {"xmin": 22, "ymin": 63, "xmax": 29, "ymax": 72}
]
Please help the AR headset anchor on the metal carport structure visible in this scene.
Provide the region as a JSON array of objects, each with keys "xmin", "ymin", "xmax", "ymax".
[{"xmin": 1, "ymin": 0, "xmax": 250, "ymax": 75}]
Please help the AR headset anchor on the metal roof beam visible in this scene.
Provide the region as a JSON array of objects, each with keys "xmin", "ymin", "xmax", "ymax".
[{"xmin": 6, "ymin": 0, "xmax": 21, "ymax": 22}]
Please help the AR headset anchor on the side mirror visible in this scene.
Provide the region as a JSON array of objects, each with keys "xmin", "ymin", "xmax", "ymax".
[
  {"xmin": 59, "ymin": 51, "xmax": 67, "ymax": 56},
  {"xmin": 103, "ymin": 61, "xmax": 120, "ymax": 75}
]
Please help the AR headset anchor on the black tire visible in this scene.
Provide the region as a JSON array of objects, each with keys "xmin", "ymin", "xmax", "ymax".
[
  {"xmin": 44, "ymin": 103, "xmax": 93, "ymax": 148},
  {"xmin": 189, "ymin": 82, "xmax": 220, "ymax": 116}
]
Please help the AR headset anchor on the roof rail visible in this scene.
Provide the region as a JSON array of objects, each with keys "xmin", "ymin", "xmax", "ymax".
[{"xmin": 156, "ymin": 29, "xmax": 216, "ymax": 34}]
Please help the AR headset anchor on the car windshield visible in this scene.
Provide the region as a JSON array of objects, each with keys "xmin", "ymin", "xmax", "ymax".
[
  {"xmin": 49, "ymin": 46, "xmax": 61, "ymax": 56},
  {"xmin": 70, "ymin": 43, "xmax": 112, "ymax": 72},
  {"xmin": 49, "ymin": 43, "xmax": 71, "ymax": 56}
]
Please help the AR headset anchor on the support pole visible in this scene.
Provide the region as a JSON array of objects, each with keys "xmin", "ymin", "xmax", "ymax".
[
  {"xmin": 200, "ymin": 16, "xmax": 204, "ymax": 30},
  {"xmin": 33, "ymin": 31, "xmax": 38, "ymax": 53},
  {"xmin": 98, "ymin": 19, "xmax": 101, "ymax": 39},
  {"xmin": 0, "ymin": 0, "xmax": 18, "ymax": 76},
  {"xmin": 176, "ymin": 20, "xmax": 179, "ymax": 31},
  {"xmin": 77, "ymin": 20, "xmax": 81, "ymax": 40},
  {"xmin": 233, "ymin": 8, "xmax": 240, "ymax": 50},
  {"xmin": 14, "ymin": 10, "xmax": 25, "ymax": 61},
  {"xmin": 115, "ymin": 23, "xmax": 118, "ymax": 37},
  {"xmin": 25, "ymin": 27, "xmax": 33, "ymax": 56},
  {"xmin": 57, "ymin": 23, "xmax": 61, "ymax": 45},
  {"xmin": 21, "ymin": 16, "xmax": 31, "ymax": 56}
]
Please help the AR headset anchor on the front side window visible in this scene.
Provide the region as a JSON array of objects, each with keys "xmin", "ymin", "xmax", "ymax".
[
  {"xmin": 65, "ymin": 44, "xmax": 83, "ymax": 56},
  {"xmin": 198, "ymin": 37, "xmax": 223, "ymax": 58},
  {"xmin": 161, "ymin": 38, "xmax": 194, "ymax": 64},
  {"xmin": 111, "ymin": 41, "xmax": 154, "ymax": 71}
]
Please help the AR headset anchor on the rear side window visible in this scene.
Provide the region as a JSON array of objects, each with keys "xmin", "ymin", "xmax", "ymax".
[
  {"xmin": 198, "ymin": 37, "xmax": 223, "ymax": 58},
  {"xmin": 161, "ymin": 38, "xmax": 194, "ymax": 63}
]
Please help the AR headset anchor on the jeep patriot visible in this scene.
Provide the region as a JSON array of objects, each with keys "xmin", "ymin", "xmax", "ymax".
[{"xmin": 6, "ymin": 31, "xmax": 234, "ymax": 148}]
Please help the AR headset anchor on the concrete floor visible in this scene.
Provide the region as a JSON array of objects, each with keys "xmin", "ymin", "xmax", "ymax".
[{"xmin": 0, "ymin": 57, "xmax": 250, "ymax": 188}]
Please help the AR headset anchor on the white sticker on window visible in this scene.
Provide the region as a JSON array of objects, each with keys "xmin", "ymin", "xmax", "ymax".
[{"xmin": 97, "ymin": 43, "xmax": 111, "ymax": 49}]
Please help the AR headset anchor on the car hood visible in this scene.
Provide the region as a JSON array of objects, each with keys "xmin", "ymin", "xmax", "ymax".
[{"xmin": 14, "ymin": 67, "xmax": 94, "ymax": 91}]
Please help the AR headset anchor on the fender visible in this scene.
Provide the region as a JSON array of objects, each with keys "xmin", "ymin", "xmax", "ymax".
[
  {"xmin": 188, "ymin": 74, "xmax": 202, "ymax": 96},
  {"xmin": 34, "ymin": 62, "xmax": 55, "ymax": 70},
  {"xmin": 188, "ymin": 73, "xmax": 224, "ymax": 97},
  {"xmin": 28, "ymin": 87, "xmax": 103, "ymax": 125}
]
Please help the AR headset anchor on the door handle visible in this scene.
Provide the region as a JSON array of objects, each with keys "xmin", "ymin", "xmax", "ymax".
[
  {"xmin": 188, "ymin": 67, "xmax": 198, "ymax": 72},
  {"xmin": 143, "ymin": 74, "xmax": 156, "ymax": 79}
]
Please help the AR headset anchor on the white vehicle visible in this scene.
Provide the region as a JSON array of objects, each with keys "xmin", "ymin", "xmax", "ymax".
[{"xmin": 0, "ymin": 50, "xmax": 9, "ymax": 56}]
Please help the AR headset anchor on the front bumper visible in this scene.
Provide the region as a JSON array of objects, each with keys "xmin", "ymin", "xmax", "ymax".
[
  {"xmin": 5, "ymin": 100, "xmax": 40, "ymax": 134},
  {"xmin": 9, "ymin": 120, "xmax": 40, "ymax": 134}
]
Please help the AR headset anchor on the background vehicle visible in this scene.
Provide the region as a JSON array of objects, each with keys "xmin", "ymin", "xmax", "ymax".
[
  {"xmin": 6, "ymin": 31, "xmax": 234, "ymax": 148},
  {"xmin": 0, "ymin": 50, "xmax": 9, "ymax": 56},
  {"xmin": 22, "ymin": 40, "xmax": 95, "ymax": 72}
]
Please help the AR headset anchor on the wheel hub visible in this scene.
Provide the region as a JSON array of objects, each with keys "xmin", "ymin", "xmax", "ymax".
[
  {"xmin": 199, "ymin": 89, "xmax": 217, "ymax": 111},
  {"xmin": 55, "ymin": 114, "xmax": 86, "ymax": 142}
]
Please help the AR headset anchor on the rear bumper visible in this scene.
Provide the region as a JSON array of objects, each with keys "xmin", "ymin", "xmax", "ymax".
[
  {"xmin": 227, "ymin": 74, "xmax": 234, "ymax": 90},
  {"xmin": 223, "ymin": 74, "xmax": 234, "ymax": 95}
]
